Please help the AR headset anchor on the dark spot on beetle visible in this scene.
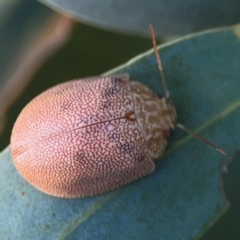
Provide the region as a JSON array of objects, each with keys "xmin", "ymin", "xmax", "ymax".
[
  {"xmin": 21, "ymin": 191, "xmax": 25, "ymax": 196},
  {"xmin": 73, "ymin": 152, "xmax": 86, "ymax": 162},
  {"xmin": 103, "ymin": 78, "xmax": 123, "ymax": 98},
  {"xmin": 111, "ymin": 132, "xmax": 121, "ymax": 141},
  {"xmin": 101, "ymin": 101, "xmax": 111, "ymax": 109},
  {"xmin": 168, "ymin": 128, "xmax": 174, "ymax": 136},
  {"xmin": 118, "ymin": 143, "xmax": 133, "ymax": 154},
  {"xmin": 156, "ymin": 93, "xmax": 163, "ymax": 99}
]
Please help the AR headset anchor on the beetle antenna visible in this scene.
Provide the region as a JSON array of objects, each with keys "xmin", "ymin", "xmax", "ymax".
[
  {"xmin": 149, "ymin": 24, "xmax": 170, "ymax": 99},
  {"xmin": 150, "ymin": 25, "xmax": 225, "ymax": 155},
  {"xmin": 176, "ymin": 123, "xmax": 226, "ymax": 155}
]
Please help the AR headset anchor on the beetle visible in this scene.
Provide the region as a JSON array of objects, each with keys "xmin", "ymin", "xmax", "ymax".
[{"xmin": 10, "ymin": 25, "xmax": 225, "ymax": 198}]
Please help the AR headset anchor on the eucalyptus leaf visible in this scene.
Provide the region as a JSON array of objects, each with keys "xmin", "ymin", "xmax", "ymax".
[
  {"xmin": 1, "ymin": 25, "xmax": 240, "ymax": 240},
  {"xmin": 39, "ymin": 0, "xmax": 240, "ymax": 37}
]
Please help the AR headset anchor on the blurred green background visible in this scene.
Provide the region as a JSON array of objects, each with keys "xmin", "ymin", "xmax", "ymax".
[{"xmin": 1, "ymin": 0, "xmax": 240, "ymax": 239}]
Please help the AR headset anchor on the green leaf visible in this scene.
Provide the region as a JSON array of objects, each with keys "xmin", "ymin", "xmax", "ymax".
[
  {"xmin": 1, "ymin": 24, "xmax": 240, "ymax": 239},
  {"xmin": 39, "ymin": 0, "xmax": 240, "ymax": 37}
]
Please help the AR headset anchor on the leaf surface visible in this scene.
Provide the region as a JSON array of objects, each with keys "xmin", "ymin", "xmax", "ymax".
[{"xmin": 39, "ymin": 0, "xmax": 240, "ymax": 37}]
